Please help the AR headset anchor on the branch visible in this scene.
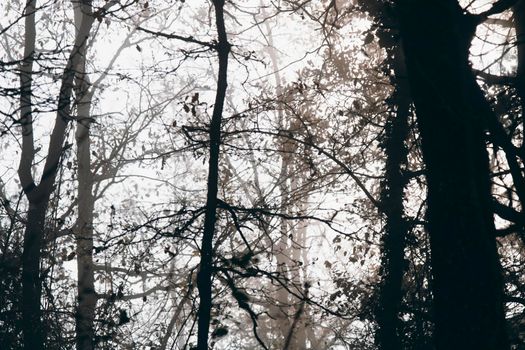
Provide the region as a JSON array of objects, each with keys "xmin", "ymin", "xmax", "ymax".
[
  {"xmin": 226, "ymin": 128, "xmax": 382, "ymax": 211},
  {"xmin": 477, "ymin": 0, "xmax": 519, "ymax": 20},
  {"xmin": 495, "ymin": 224, "xmax": 522, "ymax": 236},
  {"xmin": 97, "ymin": 284, "xmax": 169, "ymax": 301},
  {"xmin": 217, "ymin": 199, "xmax": 351, "ymax": 237},
  {"xmin": 505, "ymin": 295, "xmax": 525, "ymax": 305},
  {"xmin": 474, "ymin": 69, "xmax": 516, "ymax": 85},
  {"xmin": 37, "ymin": 1, "xmax": 95, "ymax": 199},
  {"xmin": 493, "ymin": 200, "xmax": 525, "ymax": 225},
  {"xmin": 221, "ymin": 269, "xmax": 269, "ymax": 350},
  {"xmin": 136, "ymin": 26, "xmax": 215, "ymax": 48},
  {"xmin": 93, "ymin": 263, "xmax": 170, "ymax": 277},
  {"xmin": 487, "ymin": 117, "xmax": 525, "ymax": 207},
  {"xmin": 485, "ymin": 17, "xmax": 514, "ymax": 27}
]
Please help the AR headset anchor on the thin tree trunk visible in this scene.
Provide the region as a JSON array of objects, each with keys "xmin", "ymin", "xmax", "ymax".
[
  {"xmin": 159, "ymin": 282, "xmax": 194, "ymax": 350},
  {"xmin": 74, "ymin": 62, "xmax": 96, "ymax": 350},
  {"xmin": 195, "ymin": 1, "xmax": 230, "ymax": 349},
  {"xmin": 395, "ymin": 1, "xmax": 508, "ymax": 348},
  {"xmin": 75, "ymin": 109, "xmax": 96, "ymax": 350},
  {"xmin": 514, "ymin": 1, "xmax": 525, "ymax": 145},
  {"xmin": 273, "ymin": 144, "xmax": 292, "ymax": 345},
  {"xmin": 72, "ymin": 2, "xmax": 96, "ymax": 349},
  {"xmin": 288, "ymin": 174, "xmax": 309, "ymax": 350}
]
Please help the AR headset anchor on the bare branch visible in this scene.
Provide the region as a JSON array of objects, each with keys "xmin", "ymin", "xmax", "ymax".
[
  {"xmin": 137, "ymin": 26, "xmax": 215, "ymax": 48},
  {"xmin": 477, "ymin": 0, "xmax": 519, "ymax": 20}
]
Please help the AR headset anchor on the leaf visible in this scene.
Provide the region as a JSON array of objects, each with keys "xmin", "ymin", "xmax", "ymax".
[
  {"xmin": 118, "ymin": 309, "xmax": 130, "ymax": 325},
  {"xmin": 211, "ymin": 327, "xmax": 228, "ymax": 338},
  {"xmin": 191, "ymin": 92, "xmax": 199, "ymax": 103},
  {"xmin": 364, "ymin": 32, "xmax": 374, "ymax": 45}
]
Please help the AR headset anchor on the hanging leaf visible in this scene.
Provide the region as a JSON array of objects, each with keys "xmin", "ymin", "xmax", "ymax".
[{"xmin": 211, "ymin": 327, "xmax": 228, "ymax": 338}]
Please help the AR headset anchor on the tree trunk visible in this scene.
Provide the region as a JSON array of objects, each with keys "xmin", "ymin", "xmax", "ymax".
[
  {"xmin": 18, "ymin": 0, "xmax": 42, "ymax": 347},
  {"xmin": 375, "ymin": 45, "xmax": 410, "ymax": 350},
  {"xmin": 514, "ymin": 0, "xmax": 525, "ymax": 143},
  {"xmin": 356, "ymin": 4, "xmax": 411, "ymax": 348},
  {"xmin": 21, "ymin": 201, "xmax": 47, "ymax": 349},
  {"xmin": 72, "ymin": 2, "xmax": 96, "ymax": 349},
  {"xmin": 395, "ymin": 1, "xmax": 509, "ymax": 348},
  {"xmin": 195, "ymin": 1, "xmax": 230, "ymax": 349},
  {"xmin": 74, "ymin": 85, "xmax": 96, "ymax": 350}
]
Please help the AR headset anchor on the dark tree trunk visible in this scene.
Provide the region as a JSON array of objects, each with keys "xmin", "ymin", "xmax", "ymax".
[
  {"xmin": 18, "ymin": 1, "xmax": 42, "ymax": 347},
  {"xmin": 375, "ymin": 45, "xmax": 411, "ymax": 350},
  {"xmin": 395, "ymin": 1, "xmax": 509, "ymax": 348},
  {"xmin": 356, "ymin": 4, "xmax": 412, "ymax": 348},
  {"xmin": 196, "ymin": 1, "xmax": 230, "ymax": 349},
  {"xmin": 21, "ymin": 200, "xmax": 48, "ymax": 349}
]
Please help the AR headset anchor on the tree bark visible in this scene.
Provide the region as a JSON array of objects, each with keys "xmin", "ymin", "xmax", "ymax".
[
  {"xmin": 395, "ymin": 1, "xmax": 509, "ymax": 348},
  {"xmin": 195, "ymin": 1, "xmax": 230, "ymax": 349}
]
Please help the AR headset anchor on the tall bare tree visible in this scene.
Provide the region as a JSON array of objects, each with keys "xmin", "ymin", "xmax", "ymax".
[{"xmin": 196, "ymin": 0, "xmax": 230, "ymax": 349}]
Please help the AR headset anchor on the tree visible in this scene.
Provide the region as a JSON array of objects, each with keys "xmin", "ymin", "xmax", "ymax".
[
  {"xmin": 195, "ymin": 0, "xmax": 230, "ymax": 349},
  {"xmin": 18, "ymin": 0, "xmax": 95, "ymax": 347},
  {"xmin": 394, "ymin": 0, "xmax": 510, "ymax": 348},
  {"xmin": 72, "ymin": 4, "xmax": 96, "ymax": 349}
]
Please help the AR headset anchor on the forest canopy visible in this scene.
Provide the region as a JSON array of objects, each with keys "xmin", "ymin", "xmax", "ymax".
[{"xmin": 0, "ymin": 0, "xmax": 524, "ymax": 349}]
